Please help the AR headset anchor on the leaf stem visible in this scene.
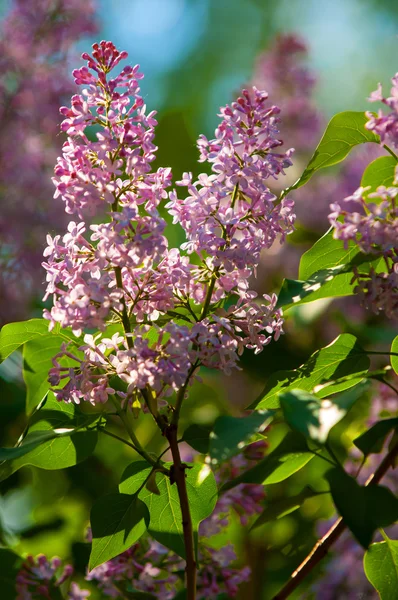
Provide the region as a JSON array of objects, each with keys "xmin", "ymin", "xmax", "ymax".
[
  {"xmin": 109, "ymin": 397, "xmax": 164, "ymax": 470},
  {"xmin": 271, "ymin": 440, "xmax": 398, "ymax": 600},
  {"xmin": 200, "ymin": 273, "xmax": 217, "ymax": 321},
  {"xmin": 165, "ymin": 423, "xmax": 196, "ymax": 600},
  {"xmin": 172, "ymin": 362, "xmax": 199, "ymax": 426},
  {"xmin": 114, "ymin": 265, "xmax": 133, "ymax": 349},
  {"xmin": 383, "ymin": 144, "xmax": 398, "ymax": 161}
]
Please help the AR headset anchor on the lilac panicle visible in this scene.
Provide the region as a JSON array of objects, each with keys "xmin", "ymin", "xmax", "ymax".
[
  {"xmin": 44, "ymin": 41, "xmax": 291, "ymax": 407},
  {"xmin": 16, "ymin": 554, "xmax": 74, "ymax": 600},
  {"xmin": 366, "ymin": 73, "xmax": 398, "ymax": 149},
  {"xmin": 167, "ymin": 87, "xmax": 295, "ymax": 275},
  {"xmin": 329, "ymin": 185, "xmax": 398, "ymax": 318}
]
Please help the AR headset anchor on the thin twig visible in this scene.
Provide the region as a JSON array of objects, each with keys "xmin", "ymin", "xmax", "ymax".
[{"xmin": 272, "ymin": 441, "xmax": 398, "ymax": 600}]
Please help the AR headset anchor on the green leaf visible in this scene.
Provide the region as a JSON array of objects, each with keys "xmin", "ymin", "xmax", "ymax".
[
  {"xmin": 118, "ymin": 460, "xmax": 153, "ymax": 495},
  {"xmin": 0, "ymin": 548, "xmax": 22, "ymax": 600},
  {"xmin": 0, "ymin": 393, "xmax": 98, "ymax": 480},
  {"xmin": 90, "ymin": 493, "xmax": 149, "ymax": 569},
  {"xmin": 251, "ymin": 334, "xmax": 370, "ymax": 410},
  {"xmin": 221, "ymin": 431, "xmax": 313, "ymax": 492},
  {"xmin": 278, "ymin": 251, "xmax": 384, "ymax": 310},
  {"xmin": 279, "ymin": 384, "xmax": 367, "ymax": 444},
  {"xmin": 354, "ymin": 418, "xmax": 398, "ymax": 456},
  {"xmin": 277, "ymin": 266, "xmax": 354, "ymax": 309},
  {"xmin": 391, "ymin": 336, "xmax": 398, "ymax": 375},
  {"xmin": 181, "ymin": 424, "xmax": 212, "ymax": 454},
  {"xmin": 299, "ymin": 228, "xmax": 359, "ymax": 281},
  {"xmin": 281, "ymin": 111, "xmax": 379, "ymax": 197},
  {"xmin": 23, "ymin": 327, "xmax": 84, "ymax": 413},
  {"xmin": 208, "ymin": 411, "xmax": 274, "ymax": 465},
  {"xmin": 326, "ymin": 468, "xmax": 398, "ymax": 548},
  {"xmin": 251, "ymin": 487, "xmax": 318, "ymax": 529},
  {"xmin": 120, "ymin": 462, "xmax": 217, "ymax": 558},
  {"xmin": 0, "ymin": 318, "xmax": 76, "ymax": 362},
  {"xmin": 361, "ymin": 156, "xmax": 397, "ymax": 197},
  {"xmin": 364, "ymin": 534, "xmax": 398, "ymax": 600}
]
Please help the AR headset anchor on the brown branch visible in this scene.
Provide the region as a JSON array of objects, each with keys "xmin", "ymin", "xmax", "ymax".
[
  {"xmin": 165, "ymin": 424, "xmax": 197, "ymax": 600},
  {"xmin": 272, "ymin": 441, "xmax": 398, "ymax": 600}
]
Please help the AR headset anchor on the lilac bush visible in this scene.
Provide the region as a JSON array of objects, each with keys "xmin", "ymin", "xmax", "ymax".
[{"xmin": 0, "ymin": 31, "xmax": 397, "ymax": 600}]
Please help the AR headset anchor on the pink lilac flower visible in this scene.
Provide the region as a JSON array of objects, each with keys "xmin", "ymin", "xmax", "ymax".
[
  {"xmin": 45, "ymin": 41, "xmax": 290, "ymax": 407},
  {"xmin": 366, "ymin": 73, "xmax": 398, "ymax": 149},
  {"xmin": 167, "ymin": 88, "xmax": 295, "ymax": 277},
  {"xmin": 68, "ymin": 582, "xmax": 91, "ymax": 599},
  {"xmin": 16, "ymin": 554, "xmax": 73, "ymax": 600},
  {"xmin": 329, "ymin": 185, "xmax": 398, "ymax": 318},
  {"xmin": 0, "ymin": 0, "xmax": 97, "ymax": 324}
]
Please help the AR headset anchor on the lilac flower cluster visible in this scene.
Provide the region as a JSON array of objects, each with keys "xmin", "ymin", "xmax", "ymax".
[
  {"xmin": 0, "ymin": 0, "xmax": 97, "ymax": 324},
  {"xmin": 16, "ymin": 554, "xmax": 74, "ymax": 599},
  {"xmin": 168, "ymin": 88, "xmax": 295, "ymax": 274},
  {"xmin": 44, "ymin": 41, "xmax": 292, "ymax": 407},
  {"xmin": 329, "ymin": 185, "xmax": 398, "ymax": 318},
  {"xmin": 366, "ymin": 73, "xmax": 398, "ymax": 150}
]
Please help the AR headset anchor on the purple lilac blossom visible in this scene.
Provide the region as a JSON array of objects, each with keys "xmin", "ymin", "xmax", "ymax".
[
  {"xmin": 0, "ymin": 0, "xmax": 97, "ymax": 324},
  {"xmin": 16, "ymin": 554, "xmax": 74, "ymax": 599},
  {"xmin": 366, "ymin": 73, "xmax": 398, "ymax": 150},
  {"xmin": 329, "ymin": 185, "xmax": 398, "ymax": 318},
  {"xmin": 44, "ymin": 41, "xmax": 291, "ymax": 407}
]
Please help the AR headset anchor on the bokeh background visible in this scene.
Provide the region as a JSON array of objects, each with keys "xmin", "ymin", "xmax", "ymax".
[{"xmin": 0, "ymin": 0, "xmax": 397, "ymax": 598}]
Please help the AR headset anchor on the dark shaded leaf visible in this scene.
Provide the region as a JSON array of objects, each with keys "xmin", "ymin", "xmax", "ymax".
[
  {"xmin": 209, "ymin": 411, "xmax": 273, "ymax": 464},
  {"xmin": 181, "ymin": 424, "xmax": 212, "ymax": 454},
  {"xmin": 327, "ymin": 468, "xmax": 398, "ymax": 548},
  {"xmin": 354, "ymin": 418, "xmax": 398, "ymax": 456},
  {"xmin": 90, "ymin": 493, "xmax": 149, "ymax": 569}
]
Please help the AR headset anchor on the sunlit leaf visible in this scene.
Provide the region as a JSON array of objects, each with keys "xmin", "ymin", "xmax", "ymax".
[
  {"xmin": 0, "ymin": 393, "xmax": 98, "ymax": 480},
  {"xmin": 391, "ymin": 336, "xmax": 398, "ymax": 375},
  {"xmin": 221, "ymin": 431, "xmax": 313, "ymax": 491},
  {"xmin": 279, "ymin": 384, "xmax": 367, "ymax": 444},
  {"xmin": 251, "ymin": 334, "xmax": 369, "ymax": 410},
  {"xmin": 364, "ymin": 533, "xmax": 398, "ymax": 600},
  {"xmin": 361, "ymin": 156, "xmax": 397, "ymax": 197},
  {"xmin": 281, "ymin": 111, "xmax": 379, "ymax": 198}
]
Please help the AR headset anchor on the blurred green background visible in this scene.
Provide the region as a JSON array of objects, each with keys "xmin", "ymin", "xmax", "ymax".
[{"xmin": 0, "ymin": 0, "xmax": 397, "ymax": 598}]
